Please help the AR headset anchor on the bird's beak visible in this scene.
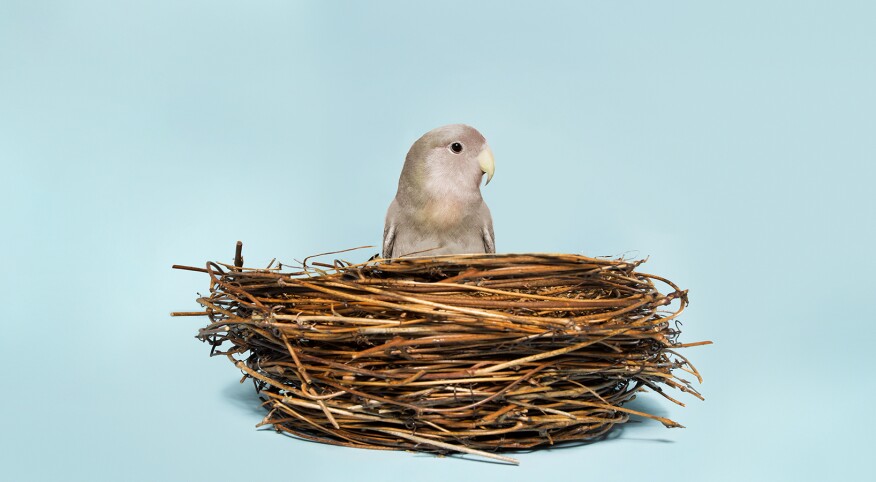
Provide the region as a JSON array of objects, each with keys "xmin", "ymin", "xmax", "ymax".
[{"xmin": 478, "ymin": 146, "xmax": 495, "ymax": 186}]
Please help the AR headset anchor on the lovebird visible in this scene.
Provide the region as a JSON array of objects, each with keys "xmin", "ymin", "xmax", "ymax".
[{"xmin": 383, "ymin": 124, "xmax": 496, "ymax": 258}]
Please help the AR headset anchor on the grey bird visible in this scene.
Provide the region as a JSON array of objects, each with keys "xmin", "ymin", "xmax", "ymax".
[{"xmin": 383, "ymin": 124, "xmax": 496, "ymax": 258}]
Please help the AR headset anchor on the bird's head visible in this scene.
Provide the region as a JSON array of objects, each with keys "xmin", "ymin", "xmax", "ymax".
[{"xmin": 400, "ymin": 124, "xmax": 495, "ymax": 196}]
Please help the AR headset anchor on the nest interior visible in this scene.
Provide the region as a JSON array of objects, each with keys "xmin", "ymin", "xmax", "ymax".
[{"xmin": 173, "ymin": 246, "xmax": 706, "ymax": 464}]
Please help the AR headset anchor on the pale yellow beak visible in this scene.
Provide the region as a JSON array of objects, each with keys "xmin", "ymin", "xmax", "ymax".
[{"xmin": 478, "ymin": 146, "xmax": 495, "ymax": 186}]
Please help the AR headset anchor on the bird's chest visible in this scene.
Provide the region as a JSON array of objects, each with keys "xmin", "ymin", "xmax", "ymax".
[{"xmin": 418, "ymin": 198, "xmax": 467, "ymax": 229}]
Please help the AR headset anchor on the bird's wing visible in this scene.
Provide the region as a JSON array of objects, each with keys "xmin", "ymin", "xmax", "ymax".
[
  {"xmin": 383, "ymin": 199, "xmax": 399, "ymax": 258},
  {"xmin": 480, "ymin": 203, "xmax": 495, "ymax": 253},
  {"xmin": 482, "ymin": 224, "xmax": 495, "ymax": 253}
]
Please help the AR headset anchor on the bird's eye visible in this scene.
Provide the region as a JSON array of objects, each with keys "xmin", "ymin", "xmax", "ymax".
[{"xmin": 450, "ymin": 142, "xmax": 463, "ymax": 153}]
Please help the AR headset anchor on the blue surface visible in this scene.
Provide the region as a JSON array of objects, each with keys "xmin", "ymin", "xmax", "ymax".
[{"xmin": 2, "ymin": 1, "xmax": 873, "ymax": 480}]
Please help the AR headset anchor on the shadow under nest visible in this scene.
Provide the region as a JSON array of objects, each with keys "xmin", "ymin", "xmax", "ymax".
[{"xmin": 173, "ymin": 244, "xmax": 708, "ymax": 464}]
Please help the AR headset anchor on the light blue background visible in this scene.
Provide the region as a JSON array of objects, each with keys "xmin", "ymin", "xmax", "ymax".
[{"xmin": 2, "ymin": 1, "xmax": 873, "ymax": 480}]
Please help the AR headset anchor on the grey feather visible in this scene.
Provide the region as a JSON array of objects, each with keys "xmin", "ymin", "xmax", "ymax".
[
  {"xmin": 382, "ymin": 200, "xmax": 398, "ymax": 258},
  {"xmin": 383, "ymin": 124, "xmax": 495, "ymax": 258}
]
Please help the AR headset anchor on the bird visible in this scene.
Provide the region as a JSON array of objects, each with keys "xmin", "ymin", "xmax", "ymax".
[{"xmin": 383, "ymin": 124, "xmax": 496, "ymax": 258}]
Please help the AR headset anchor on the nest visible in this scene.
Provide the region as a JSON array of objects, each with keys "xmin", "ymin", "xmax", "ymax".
[{"xmin": 173, "ymin": 243, "xmax": 707, "ymax": 464}]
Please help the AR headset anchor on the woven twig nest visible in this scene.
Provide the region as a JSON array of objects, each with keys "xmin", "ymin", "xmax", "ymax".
[{"xmin": 173, "ymin": 244, "xmax": 707, "ymax": 464}]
